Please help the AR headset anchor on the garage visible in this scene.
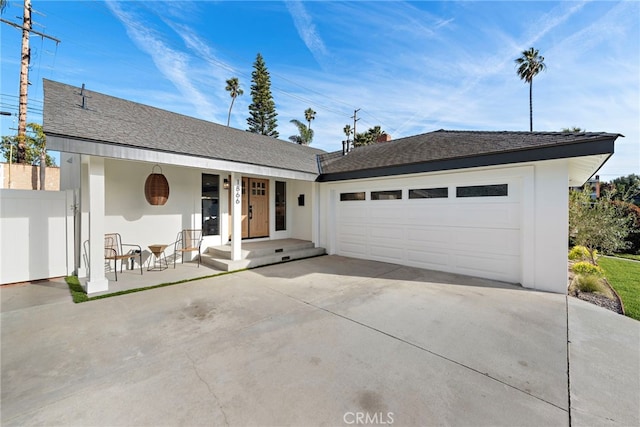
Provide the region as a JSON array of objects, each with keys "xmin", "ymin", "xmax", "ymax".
[
  {"xmin": 332, "ymin": 169, "xmax": 524, "ymax": 284},
  {"xmin": 317, "ymin": 130, "xmax": 620, "ymax": 293}
]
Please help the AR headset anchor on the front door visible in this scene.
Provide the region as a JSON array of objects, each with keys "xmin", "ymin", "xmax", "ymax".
[{"xmin": 242, "ymin": 178, "xmax": 269, "ymax": 238}]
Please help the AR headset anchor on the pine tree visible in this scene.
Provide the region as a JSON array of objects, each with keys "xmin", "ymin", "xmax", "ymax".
[{"xmin": 247, "ymin": 53, "xmax": 278, "ymax": 137}]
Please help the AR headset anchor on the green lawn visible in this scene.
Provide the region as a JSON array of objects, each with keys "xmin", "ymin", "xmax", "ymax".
[{"xmin": 599, "ymin": 257, "xmax": 640, "ymax": 321}]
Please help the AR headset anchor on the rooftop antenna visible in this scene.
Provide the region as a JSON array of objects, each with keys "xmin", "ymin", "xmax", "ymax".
[{"xmin": 80, "ymin": 83, "xmax": 86, "ymax": 109}]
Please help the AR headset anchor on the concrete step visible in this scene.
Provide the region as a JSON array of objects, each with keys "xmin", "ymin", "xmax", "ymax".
[
  {"xmin": 201, "ymin": 246, "xmax": 326, "ymax": 272},
  {"xmin": 206, "ymin": 239, "xmax": 316, "ymax": 260}
]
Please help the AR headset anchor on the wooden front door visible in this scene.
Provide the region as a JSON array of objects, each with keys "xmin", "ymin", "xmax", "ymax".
[{"xmin": 242, "ymin": 178, "xmax": 269, "ymax": 238}]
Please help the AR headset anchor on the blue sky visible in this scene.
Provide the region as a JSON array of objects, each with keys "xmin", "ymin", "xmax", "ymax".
[{"xmin": 1, "ymin": 0, "xmax": 638, "ymax": 180}]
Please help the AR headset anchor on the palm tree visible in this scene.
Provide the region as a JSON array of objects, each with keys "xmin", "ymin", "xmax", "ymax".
[
  {"xmin": 343, "ymin": 124, "xmax": 352, "ymax": 140},
  {"xmin": 304, "ymin": 108, "xmax": 316, "ymax": 131},
  {"xmin": 225, "ymin": 77, "xmax": 243, "ymax": 127},
  {"xmin": 289, "ymin": 119, "xmax": 313, "ymax": 145},
  {"xmin": 515, "ymin": 47, "xmax": 546, "ymax": 132}
]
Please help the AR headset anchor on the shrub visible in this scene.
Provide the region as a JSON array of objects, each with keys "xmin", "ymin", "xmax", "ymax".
[
  {"xmin": 569, "ymin": 189, "xmax": 632, "ymax": 257},
  {"xmin": 568, "ymin": 245, "xmax": 596, "ymax": 261},
  {"xmin": 574, "ymin": 274, "xmax": 607, "ymax": 293},
  {"xmin": 571, "ymin": 261, "xmax": 604, "ymax": 277}
]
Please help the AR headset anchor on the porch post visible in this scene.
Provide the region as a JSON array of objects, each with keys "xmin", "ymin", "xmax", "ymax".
[
  {"xmin": 230, "ymin": 172, "xmax": 242, "ymax": 261},
  {"xmin": 87, "ymin": 157, "xmax": 108, "ymax": 293},
  {"xmin": 311, "ymin": 182, "xmax": 320, "ymax": 247}
]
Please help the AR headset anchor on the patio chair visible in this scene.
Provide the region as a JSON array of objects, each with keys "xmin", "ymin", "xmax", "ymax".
[
  {"xmin": 174, "ymin": 229, "xmax": 203, "ymax": 268},
  {"xmin": 104, "ymin": 233, "xmax": 143, "ymax": 281}
]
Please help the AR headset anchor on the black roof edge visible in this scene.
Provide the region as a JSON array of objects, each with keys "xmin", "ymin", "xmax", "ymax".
[
  {"xmin": 316, "ymin": 137, "xmax": 616, "ymax": 182},
  {"xmin": 316, "ymin": 153, "xmax": 324, "ymax": 175}
]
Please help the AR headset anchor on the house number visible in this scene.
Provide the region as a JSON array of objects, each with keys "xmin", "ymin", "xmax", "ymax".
[{"xmin": 235, "ymin": 182, "xmax": 241, "ymax": 204}]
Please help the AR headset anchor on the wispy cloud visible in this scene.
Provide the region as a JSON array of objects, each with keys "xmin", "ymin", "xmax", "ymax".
[
  {"xmin": 391, "ymin": 1, "xmax": 589, "ymax": 136},
  {"xmin": 69, "ymin": 1, "xmax": 640, "ymax": 177},
  {"xmin": 520, "ymin": 1, "xmax": 588, "ymax": 49},
  {"xmin": 169, "ymin": 23, "xmax": 251, "ymax": 126},
  {"xmin": 285, "ymin": 1, "xmax": 329, "ymax": 67},
  {"xmin": 105, "ymin": 1, "xmax": 217, "ymax": 121}
]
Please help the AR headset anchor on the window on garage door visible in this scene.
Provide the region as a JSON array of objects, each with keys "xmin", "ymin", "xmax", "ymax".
[
  {"xmin": 456, "ymin": 184, "xmax": 508, "ymax": 198},
  {"xmin": 340, "ymin": 192, "xmax": 366, "ymax": 201},
  {"xmin": 371, "ymin": 190, "xmax": 402, "ymax": 200},
  {"xmin": 409, "ymin": 187, "xmax": 448, "ymax": 199}
]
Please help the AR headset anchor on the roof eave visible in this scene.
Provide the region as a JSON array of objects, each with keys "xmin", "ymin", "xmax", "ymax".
[
  {"xmin": 317, "ymin": 137, "xmax": 616, "ymax": 182},
  {"xmin": 46, "ymin": 134, "xmax": 320, "ymax": 181}
]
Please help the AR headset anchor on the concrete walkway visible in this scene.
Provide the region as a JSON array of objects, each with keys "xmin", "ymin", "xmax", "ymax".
[{"xmin": 1, "ymin": 255, "xmax": 638, "ymax": 426}]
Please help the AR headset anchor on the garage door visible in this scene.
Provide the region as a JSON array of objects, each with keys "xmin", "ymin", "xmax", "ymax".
[{"xmin": 335, "ymin": 181, "xmax": 521, "ymax": 283}]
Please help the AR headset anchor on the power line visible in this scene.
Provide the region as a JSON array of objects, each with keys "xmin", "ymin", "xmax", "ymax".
[
  {"xmin": 0, "ymin": 17, "xmax": 60, "ymax": 44},
  {"xmin": 1, "ymin": 1, "xmax": 383, "ymax": 140},
  {"xmin": 0, "ymin": 103, "xmax": 44, "ymax": 114},
  {"xmin": 1, "ymin": 93, "xmax": 44, "ymax": 103}
]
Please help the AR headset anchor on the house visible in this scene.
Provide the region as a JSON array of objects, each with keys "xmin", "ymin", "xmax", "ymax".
[
  {"xmin": 41, "ymin": 79, "xmax": 619, "ymax": 294},
  {"xmin": 571, "ymin": 174, "xmax": 601, "ymax": 199}
]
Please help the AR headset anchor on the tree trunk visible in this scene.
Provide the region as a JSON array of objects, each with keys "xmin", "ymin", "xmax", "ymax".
[
  {"xmin": 529, "ymin": 80, "xmax": 533, "ymax": 132},
  {"xmin": 227, "ymin": 96, "xmax": 235, "ymax": 127}
]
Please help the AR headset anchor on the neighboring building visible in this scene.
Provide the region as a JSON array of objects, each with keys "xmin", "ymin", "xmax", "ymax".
[
  {"xmin": 38, "ymin": 79, "xmax": 618, "ymax": 294},
  {"xmin": 571, "ymin": 174, "xmax": 600, "ymax": 199}
]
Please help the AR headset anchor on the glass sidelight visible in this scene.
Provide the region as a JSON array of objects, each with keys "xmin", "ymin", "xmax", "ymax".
[
  {"xmin": 202, "ymin": 174, "xmax": 220, "ymax": 236},
  {"xmin": 275, "ymin": 181, "xmax": 286, "ymax": 231}
]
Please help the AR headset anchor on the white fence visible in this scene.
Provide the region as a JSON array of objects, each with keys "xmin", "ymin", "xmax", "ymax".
[{"xmin": 0, "ymin": 189, "xmax": 74, "ymax": 284}]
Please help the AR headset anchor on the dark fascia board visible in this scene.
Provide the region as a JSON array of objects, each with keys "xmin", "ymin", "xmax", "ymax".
[{"xmin": 316, "ymin": 138, "xmax": 616, "ymax": 182}]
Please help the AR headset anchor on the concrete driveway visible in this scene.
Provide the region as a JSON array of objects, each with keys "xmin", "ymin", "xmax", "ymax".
[{"xmin": 1, "ymin": 255, "xmax": 638, "ymax": 426}]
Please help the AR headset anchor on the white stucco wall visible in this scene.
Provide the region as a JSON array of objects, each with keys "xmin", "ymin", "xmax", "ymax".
[
  {"xmin": 266, "ymin": 178, "xmax": 314, "ymax": 242},
  {"xmin": 102, "ymin": 159, "xmax": 202, "ymax": 260},
  {"xmin": 531, "ymin": 159, "xmax": 569, "ymax": 293},
  {"xmin": 288, "ymin": 180, "xmax": 313, "ymax": 241}
]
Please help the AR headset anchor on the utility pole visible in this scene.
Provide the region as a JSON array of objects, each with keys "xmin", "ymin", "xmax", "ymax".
[
  {"xmin": 351, "ymin": 108, "xmax": 360, "ymax": 149},
  {"xmin": 1, "ymin": 0, "xmax": 60, "ymax": 163}
]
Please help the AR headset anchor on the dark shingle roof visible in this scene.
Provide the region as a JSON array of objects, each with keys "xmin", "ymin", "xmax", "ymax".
[
  {"xmin": 43, "ymin": 80, "xmax": 619, "ymax": 181},
  {"xmin": 43, "ymin": 79, "xmax": 325, "ymax": 174},
  {"xmin": 318, "ymin": 130, "xmax": 619, "ymax": 181}
]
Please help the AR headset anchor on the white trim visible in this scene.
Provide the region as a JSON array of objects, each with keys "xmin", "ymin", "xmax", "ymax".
[
  {"xmin": 312, "ymin": 182, "xmax": 320, "ymax": 247},
  {"xmin": 86, "ymin": 157, "xmax": 108, "ymax": 293},
  {"xmin": 230, "ymin": 172, "xmax": 242, "ymax": 261},
  {"xmin": 48, "ymin": 136, "xmax": 319, "ymax": 182},
  {"xmin": 327, "ymin": 189, "xmax": 337, "ymax": 254},
  {"xmin": 520, "ymin": 167, "xmax": 535, "ymax": 288}
]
